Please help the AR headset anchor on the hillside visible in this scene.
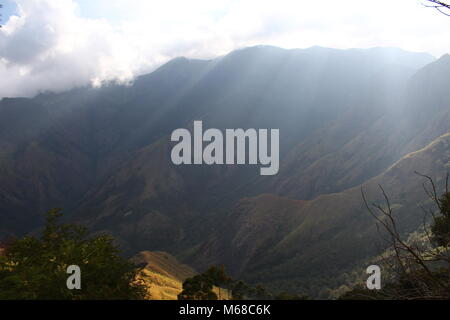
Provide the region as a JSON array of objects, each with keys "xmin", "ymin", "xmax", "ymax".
[
  {"xmin": 190, "ymin": 132, "xmax": 450, "ymax": 297},
  {"xmin": 131, "ymin": 251, "xmax": 197, "ymax": 300},
  {"xmin": 0, "ymin": 45, "xmax": 449, "ymax": 297}
]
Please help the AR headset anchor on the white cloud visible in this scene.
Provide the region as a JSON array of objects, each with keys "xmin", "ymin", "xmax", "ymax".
[
  {"xmin": 0, "ymin": 0, "xmax": 145, "ymax": 97},
  {"xmin": 0, "ymin": 0, "xmax": 449, "ymax": 98}
]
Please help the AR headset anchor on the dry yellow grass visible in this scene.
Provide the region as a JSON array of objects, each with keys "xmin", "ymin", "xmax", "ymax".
[
  {"xmin": 132, "ymin": 251, "xmax": 196, "ymax": 300},
  {"xmin": 139, "ymin": 268, "xmax": 185, "ymax": 300},
  {"xmin": 132, "ymin": 251, "xmax": 229, "ymax": 300}
]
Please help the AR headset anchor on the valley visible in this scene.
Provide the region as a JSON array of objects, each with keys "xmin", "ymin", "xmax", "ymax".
[{"xmin": 1, "ymin": 45, "xmax": 449, "ymax": 298}]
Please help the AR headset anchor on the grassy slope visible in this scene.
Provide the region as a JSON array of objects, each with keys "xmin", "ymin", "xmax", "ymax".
[
  {"xmin": 188, "ymin": 132, "xmax": 450, "ymax": 297},
  {"xmin": 132, "ymin": 251, "xmax": 197, "ymax": 300}
]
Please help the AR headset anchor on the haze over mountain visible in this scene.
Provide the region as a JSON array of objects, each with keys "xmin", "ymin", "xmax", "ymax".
[{"xmin": 1, "ymin": 45, "xmax": 449, "ymax": 297}]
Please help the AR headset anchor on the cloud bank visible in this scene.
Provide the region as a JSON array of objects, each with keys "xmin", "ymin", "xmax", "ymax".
[{"xmin": 0, "ymin": 0, "xmax": 449, "ymax": 98}]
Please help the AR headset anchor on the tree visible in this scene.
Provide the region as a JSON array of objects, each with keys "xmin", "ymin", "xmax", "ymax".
[
  {"xmin": 343, "ymin": 173, "xmax": 450, "ymax": 299},
  {"xmin": 203, "ymin": 265, "xmax": 232, "ymax": 300},
  {"xmin": 0, "ymin": 209, "xmax": 148, "ymax": 300},
  {"xmin": 431, "ymin": 191, "xmax": 450, "ymax": 246},
  {"xmin": 178, "ymin": 274, "xmax": 218, "ymax": 300},
  {"xmin": 424, "ymin": 1, "xmax": 450, "ymax": 16},
  {"xmin": 178, "ymin": 265, "xmax": 236, "ymax": 300},
  {"xmin": 252, "ymin": 284, "xmax": 273, "ymax": 300},
  {"xmin": 231, "ymin": 280, "xmax": 252, "ymax": 300},
  {"xmin": 178, "ymin": 265, "xmax": 279, "ymax": 300}
]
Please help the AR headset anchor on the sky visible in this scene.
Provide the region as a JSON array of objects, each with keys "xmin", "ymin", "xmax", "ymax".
[{"xmin": 0, "ymin": 0, "xmax": 449, "ymax": 98}]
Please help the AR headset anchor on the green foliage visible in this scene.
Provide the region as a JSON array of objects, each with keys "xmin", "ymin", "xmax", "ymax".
[
  {"xmin": 431, "ymin": 216, "xmax": 450, "ymax": 247},
  {"xmin": 252, "ymin": 284, "xmax": 272, "ymax": 300},
  {"xmin": 178, "ymin": 274, "xmax": 218, "ymax": 300},
  {"xmin": 178, "ymin": 264, "xmax": 308, "ymax": 300},
  {"xmin": 0, "ymin": 209, "xmax": 147, "ymax": 300},
  {"xmin": 438, "ymin": 192, "xmax": 450, "ymax": 218},
  {"xmin": 341, "ymin": 269, "xmax": 450, "ymax": 300},
  {"xmin": 342, "ymin": 188, "xmax": 450, "ymax": 300},
  {"xmin": 431, "ymin": 192, "xmax": 450, "ymax": 246},
  {"xmin": 203, "ymin": 265, "xmax": 232, "ymax": 299},
  {"xmin": 231, "ymin": 280, "xmax": 252, "ymax": 300}
]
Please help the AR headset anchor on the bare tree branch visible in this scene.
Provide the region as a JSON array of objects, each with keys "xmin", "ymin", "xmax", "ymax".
[
  {"xmin": 361, "ymin": 176, "xmax": 450, "ymax": 298},
  {"xmin": 423, "ymin": 0, "xmax": 450, "ymax": 16}
]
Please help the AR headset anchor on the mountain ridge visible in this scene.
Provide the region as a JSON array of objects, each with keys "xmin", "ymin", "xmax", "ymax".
[{"xmin": 0, "ymin": 45, "xmax": 449, "ymax": 297}]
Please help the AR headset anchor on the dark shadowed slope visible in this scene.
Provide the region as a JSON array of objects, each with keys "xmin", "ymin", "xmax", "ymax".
[{"xmin": 1, "ymin": 46, "xmax": 449, "ymax": 297}]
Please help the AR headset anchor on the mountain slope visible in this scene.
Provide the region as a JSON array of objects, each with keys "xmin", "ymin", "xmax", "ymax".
[
  {"xmin": 0, "ymin": 45, "xmax": 449, "ymax": 298},
  {"xmin": 131, "ymin": 251, "xmax": 197, "ymax": 300},
  {"xmin": 190, "ymin": 132, "xmax": 450, "ymax": 297}
]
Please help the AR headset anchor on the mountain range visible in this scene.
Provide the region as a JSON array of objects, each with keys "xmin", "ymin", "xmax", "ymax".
[{"xmin": 1, "ymin": 45, "xmax": 449, "ymax": 297}]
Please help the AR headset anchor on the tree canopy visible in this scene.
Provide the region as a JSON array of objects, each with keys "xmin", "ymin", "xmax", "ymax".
[{"xmin": 0, "ymin": 209, "xmax": 147, "ymax": 300}]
